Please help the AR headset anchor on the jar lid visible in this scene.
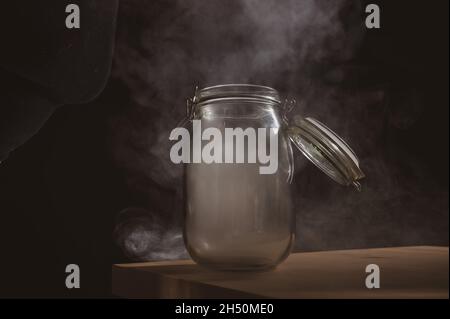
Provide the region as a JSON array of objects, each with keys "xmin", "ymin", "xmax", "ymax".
[{"xmin": 287, "ymin": 116, "xmax": 365, "ymax": 190}]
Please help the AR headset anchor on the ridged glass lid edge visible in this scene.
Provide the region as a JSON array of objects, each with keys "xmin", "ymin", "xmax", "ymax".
[{"xmin": 287, "ymin": 116, "xmax": 365, "ymax": 191}]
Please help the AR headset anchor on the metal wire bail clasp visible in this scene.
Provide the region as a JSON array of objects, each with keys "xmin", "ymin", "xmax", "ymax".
[
  {"xmin": 281, "ymin": 98, "xmax": 296, "ymax": 125},
  {"xmin": 177, "ymin": 85, "xmax": 199, "ymax": 127},
  {"xmin": 280, "ymin": 98, "xmax": 296, "ymax": 184}
]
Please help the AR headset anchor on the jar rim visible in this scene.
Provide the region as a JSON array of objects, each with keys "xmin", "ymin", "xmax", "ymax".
[{"xmin": 194, "ymin": 84, "xmax": 281, "ymax": 105}]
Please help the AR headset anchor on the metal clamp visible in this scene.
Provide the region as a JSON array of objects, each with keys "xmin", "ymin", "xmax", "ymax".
[
  {"xmin": 280, "ymin": 98, "xmax": 296, "ymax": 125},
  {"xmin": 177, "ymin": 86, "xmax": 199, "ymax": 127}
]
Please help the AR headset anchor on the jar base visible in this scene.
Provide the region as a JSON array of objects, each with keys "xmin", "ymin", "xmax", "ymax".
[
  {"xmin": 201, "ymin": 264, "xmax": 277, "ymax": 272},
  {"xmin": 192, "ymin": 257, "xmax": 280, "ymax": 272}
]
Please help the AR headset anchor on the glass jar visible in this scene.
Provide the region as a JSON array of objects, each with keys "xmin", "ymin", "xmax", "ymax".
[{"xmin": 179, "ymin": 84, "xmax": 364, "ymax": 271}]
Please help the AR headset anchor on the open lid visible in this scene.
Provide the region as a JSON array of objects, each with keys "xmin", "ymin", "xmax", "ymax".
[{"xmin": 287, "ymin": 116, "xmax": 365, "ymax": 191}]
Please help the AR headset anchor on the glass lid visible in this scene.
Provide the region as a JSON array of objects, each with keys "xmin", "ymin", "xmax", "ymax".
[{"xmin": 287, "ymin": 116, "xmax": 365, "ymax": 191}]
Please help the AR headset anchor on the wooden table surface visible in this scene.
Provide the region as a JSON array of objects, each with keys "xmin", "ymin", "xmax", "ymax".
[{"xmin": 112, "ymin": 246, "xmax": 448, "ymax": 299}]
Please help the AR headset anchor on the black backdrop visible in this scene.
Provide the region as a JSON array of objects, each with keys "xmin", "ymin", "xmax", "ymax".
[{"xmin": 0, "ymin": 0, "xmax": 448, "ymax": 297}]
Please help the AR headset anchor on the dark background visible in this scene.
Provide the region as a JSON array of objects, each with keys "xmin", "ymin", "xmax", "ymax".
[{"xmin": 0, "ymin": 0, "xmax": 448, "ymax": 297}]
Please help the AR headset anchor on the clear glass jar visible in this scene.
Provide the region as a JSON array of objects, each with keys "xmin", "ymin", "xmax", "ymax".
[{"xmin": 180, "ymin": 84, "xmax": 364, "ymax": 271}]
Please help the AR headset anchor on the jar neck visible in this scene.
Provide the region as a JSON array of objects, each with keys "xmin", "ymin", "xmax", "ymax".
[
  {"xmin": 194, "ymin": 84, "xmax": 281, "ymax": 106},
  {"xmin": 184, "ymin": 84, "xmax": 284, "ymax": 123}
]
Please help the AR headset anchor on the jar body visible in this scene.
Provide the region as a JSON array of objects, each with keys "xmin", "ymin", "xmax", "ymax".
[{"xmin": 183, "ymin": 98, "xmax": 295, "ymax": 270}]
